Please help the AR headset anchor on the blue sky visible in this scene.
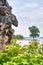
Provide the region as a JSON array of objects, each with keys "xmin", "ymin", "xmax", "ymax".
[{"xmin": 7, "ymin": 0, "xmax": 43, "ymax": 37}]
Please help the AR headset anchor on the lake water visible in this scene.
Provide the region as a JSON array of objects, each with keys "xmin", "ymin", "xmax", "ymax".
[{"xmin": 17, "ymin": 38, "xmax": 43, "ymax": 46}]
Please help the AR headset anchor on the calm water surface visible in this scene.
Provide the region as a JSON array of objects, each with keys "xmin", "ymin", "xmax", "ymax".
[{"xmin": 17, "ymin": 38, "xmax": 43, "ymax": 46}]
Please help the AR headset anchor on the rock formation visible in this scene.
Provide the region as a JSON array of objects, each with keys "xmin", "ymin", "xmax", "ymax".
[{"xmin": 0, "ymin": 0, "xmax": 18, "ymax": 49}]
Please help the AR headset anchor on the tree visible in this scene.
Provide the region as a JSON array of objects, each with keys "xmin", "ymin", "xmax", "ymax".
[
  {"xmin": 29, "ymin": 26, "xmax": 40, "ymax": 40},
  {"xmin": 14, "ymin": 34, "xmax": 24, "ymax": 39}
]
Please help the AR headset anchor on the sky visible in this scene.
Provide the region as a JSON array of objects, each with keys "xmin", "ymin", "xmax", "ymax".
[{"xmin": 7, "ymin": 0, "xmax": 43, "ymax": 37}]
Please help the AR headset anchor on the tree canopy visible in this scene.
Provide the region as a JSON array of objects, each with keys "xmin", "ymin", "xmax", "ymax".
[
  {"xmin": 13, "ymin": 34, "xmax": 24, "ymax": 39},
  {"xmin": 29, "ymin": 26, "xmax": 40, "ymax": 39}
]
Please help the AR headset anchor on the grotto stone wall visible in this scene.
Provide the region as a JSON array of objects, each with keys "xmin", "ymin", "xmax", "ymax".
[{"xmin": 0, "ymin": 0, "xmax": 18, "ymax": 49}]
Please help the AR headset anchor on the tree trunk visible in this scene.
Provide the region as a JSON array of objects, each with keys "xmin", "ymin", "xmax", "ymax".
[{"xmin": 33, "ymin": 36, "xmax": 34, "ymax": 41}]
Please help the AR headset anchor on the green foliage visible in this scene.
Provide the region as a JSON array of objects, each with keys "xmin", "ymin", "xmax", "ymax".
[
  {"xmin": 29, "ymin": 26, "xmax": 40, "ymax": 39},
  {"xmin": 13, "ymin": 34, "xmax": 24, "ymax": 39},
  {"xmin": 0, "ymin": 40, "xmax": 43, "ymax": 65}
]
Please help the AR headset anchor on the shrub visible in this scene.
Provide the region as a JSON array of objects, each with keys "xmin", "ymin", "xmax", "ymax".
[{"xmin": 0, "ymin": 41, "xmax": 43, "ymax": 65}]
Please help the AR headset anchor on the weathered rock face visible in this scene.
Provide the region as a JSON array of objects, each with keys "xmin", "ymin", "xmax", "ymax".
[{"xmin": 0, "ymin": 0, "xmax": 18, "ymax": 49}]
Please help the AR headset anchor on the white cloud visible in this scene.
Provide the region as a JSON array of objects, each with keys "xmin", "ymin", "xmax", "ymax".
[
  {"xmin": 7, "ymin": 0, "xmax": 43, "ymax": 37},
  {"xmin": 24, "ymin": 3, "xmax": 39, "ymax": 8},
  {"xmin": 12, "ymin": 24, "xmax": 29, "ymax": 37}
]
